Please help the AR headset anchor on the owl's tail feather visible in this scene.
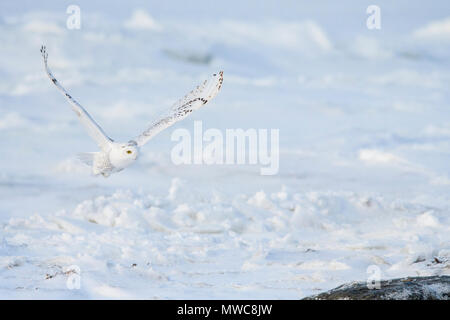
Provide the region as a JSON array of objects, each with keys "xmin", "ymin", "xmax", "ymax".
[{"xmin": 77, "ymin": 152, "xmax": 96, "ymax": 166}]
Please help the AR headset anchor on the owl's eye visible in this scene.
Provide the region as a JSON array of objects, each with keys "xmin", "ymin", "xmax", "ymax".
[{"xmin": 126, "ymin": 150, "xmax": 132, "ymax": 154}]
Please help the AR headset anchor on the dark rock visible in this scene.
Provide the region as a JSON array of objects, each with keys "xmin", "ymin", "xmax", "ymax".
[{"xmin": 303, "ymin": 276, "xmax": 450, "ymax": 300}]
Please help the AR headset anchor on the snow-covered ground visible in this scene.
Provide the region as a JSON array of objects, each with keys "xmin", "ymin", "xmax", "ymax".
[{"xmin": 1, "ymin": 0, "xmax": 450, "ymax": 299}]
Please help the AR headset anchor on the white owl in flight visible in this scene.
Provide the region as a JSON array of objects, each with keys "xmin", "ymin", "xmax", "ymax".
[{"xmin": 40, "ymin": 46, "xmax": 223, "ymax": 177}]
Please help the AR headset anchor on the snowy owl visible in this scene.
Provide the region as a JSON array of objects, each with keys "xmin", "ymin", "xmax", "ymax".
[{"xmin": 40, "ymin": 46, "xmax": 223, "ymax": 177}]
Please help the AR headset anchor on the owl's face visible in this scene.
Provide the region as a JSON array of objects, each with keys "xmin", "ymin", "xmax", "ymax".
[
  {"xmin": 120, "ymin": 144, "xmax": 138, "ymax": 160},
  {"xmin": 109, "ymin": 142, "xmax": 140, "ymax": 169}
]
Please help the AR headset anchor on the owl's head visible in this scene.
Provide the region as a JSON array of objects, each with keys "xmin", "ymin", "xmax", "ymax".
[
  {"xmin": 109, "ymin": 141, "xmax": 140, "ymax": 169},
  {"xmin": 119, "ymin": 141, "xmax": 139, "ymax": 160}
]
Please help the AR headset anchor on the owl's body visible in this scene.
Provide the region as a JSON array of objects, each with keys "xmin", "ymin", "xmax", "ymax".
[
  {"xmin": 40, "ymin": 46, "xmax": 223, "ymax": 177},
  {"xmin": 93, "ymin": 151, "xmax": 115, "ymax": 176},
  {"xmin": 84, "ymin": 142, "xmax": 139, "ymax": 177}
]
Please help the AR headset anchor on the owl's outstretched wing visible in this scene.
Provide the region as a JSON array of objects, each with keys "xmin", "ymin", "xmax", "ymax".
[
  {"xmin": 40, "ymin": 46, "xmax": 113, "ymax": 151},
  {"xmin": 134, "ymin": 71, "xmax": 223, "ymax": 147}
]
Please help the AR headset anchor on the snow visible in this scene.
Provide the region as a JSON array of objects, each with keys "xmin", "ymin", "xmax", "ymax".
[
  {"xmin": 124, "ymin": 9, "xmax": 162, "ymax": 32},
  {"xmin": 1, "ymin": 0, "xmax": 450, "ymax": 299},
  {"xmin": 413, "ymin": 17, "xmax": 450, "ymax": 40}
]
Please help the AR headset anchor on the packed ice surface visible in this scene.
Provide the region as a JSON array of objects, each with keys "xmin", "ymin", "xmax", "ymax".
[{"xmin": 1, "ymin": 0, "xmax": 450, "ymax": 299}]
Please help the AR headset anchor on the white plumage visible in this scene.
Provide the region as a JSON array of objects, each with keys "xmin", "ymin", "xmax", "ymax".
[{"xmin": 40, "ymin": 45, "xmax": 223, "ymax": 177}]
